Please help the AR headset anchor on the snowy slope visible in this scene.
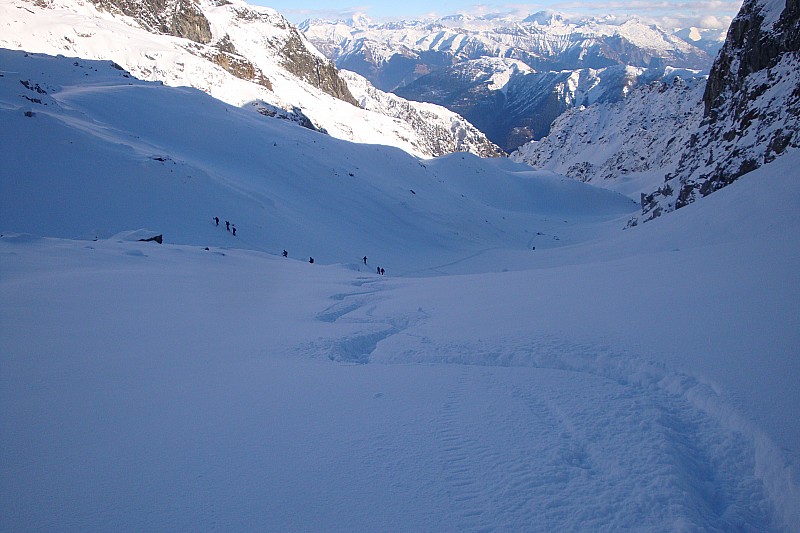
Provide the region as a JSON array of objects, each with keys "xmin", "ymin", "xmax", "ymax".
[
  {"xmin": 511, "ymin": 74, "xmax": 706, "ymax": 197},
  {"xmin": 0, "ymin": 0, "xmax": 497, "ymax": 158},
  {"xmin": 0, "ymin": 49, "xmax": 634, "ymax": 272},
  {"xmin": 1, "ymin": 48, "xmax": 799, "ymax": 531}
]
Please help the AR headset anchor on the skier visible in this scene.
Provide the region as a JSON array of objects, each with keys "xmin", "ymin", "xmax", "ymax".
[
  {"xmin": 214, "ymin": 216, "xmax": 219, "ymax": 226},
  {"xmin": 363, "ymin": 256, "xmax": 368, "ymax": 265},
  {"xmin": 309, "ymin": 257, "xmax": 314, "ymax": 264},
  {"xmin": 380, "ymin": 267, "xmax": 385, "ymax": 276},
  {"xmin": 282, "ymin": 250, "xmax": 288, "ymax": 258},
  {"xmin": 232, "ymin": 225, "xmax": 236, "ymax": 236},
  {"xmin": 225, "ymin": 220, "xmax": 230, "ymax": 231},
  {"xmin": 377, "ymin": 266, "xmax": 381, "ymax": 275}
]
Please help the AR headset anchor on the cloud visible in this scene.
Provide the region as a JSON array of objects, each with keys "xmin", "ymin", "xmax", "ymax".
[
  {"xmin": 278, "ymin": 5, "xmax": 373, "ymax": 23},
  {"xmin": 459, "ymin": 1, "xmax": 740, "ymax": 28}
]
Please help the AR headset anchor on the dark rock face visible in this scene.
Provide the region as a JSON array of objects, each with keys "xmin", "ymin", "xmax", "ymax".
[
  {"xmin": 704, "ymin": 0, "xmax": 799, "ymax": 114},
  {"xmin": 90, "ymin": 0, "xmax": 212, "ymax": 44},
  {"xmin": 278, "ymin": 29, "xmax": 358, "ymax": 106},
  {"xmin": 641, "ymin": 0, "xmax": 800, "ymax": 220},
  {"xmin": 207, "ymin": 35, "xmax": 272, "ymax": 91}
]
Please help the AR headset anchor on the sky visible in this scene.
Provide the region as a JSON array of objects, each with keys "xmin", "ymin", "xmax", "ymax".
[{"xmin": 250, "ymin": 0, "xmax": 743, "ymax": 28}]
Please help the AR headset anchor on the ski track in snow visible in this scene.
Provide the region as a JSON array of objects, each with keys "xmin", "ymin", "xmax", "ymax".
[{"xmin": 299, "ymin": 276, "xmax": 781, "ymax": 531}]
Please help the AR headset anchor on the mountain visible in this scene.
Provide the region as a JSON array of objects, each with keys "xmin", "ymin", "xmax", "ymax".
[
  {"xmin": 641, "ymin": 0, "xmax": 800, "ymax": 219},
  {"xmin": 302, "ymin": 12, "xmax": 715, "ymax": 91},
  {"xmin": 302, "ymin": 13, "xmax": 717, "ymax": 151},
  {"xmin": 394, "ymin": 59, "xmax": 705, "ymax": 152},
  {"xmin": 341, "ymin": 70, "xmax": 505, "ymax": 158},
  {"xmin": 0, "ymin": 0, "xmax": 498, "ymax": 158},
  {"xmin": 511, "ymin": 74, "xmax": 706, "ymax": 197},
  {"xmin": 512, "ymin": 0, "xmax": 799, "ymax": 222}
]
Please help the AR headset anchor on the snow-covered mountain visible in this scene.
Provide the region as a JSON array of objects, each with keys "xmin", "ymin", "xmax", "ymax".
[
  {"xmin": 511, "ymin": 74, "xmax": 706, "ymax": 197},
  {"xmin": 513, "ymin": 0, "xmax": 799, "ymax": 221},
  {"xmin": 0, "ymin": 0, "xmax": 500, "ymax": 158},
  {"xmin": 394, "ymin": 59, "xmax": 705, "ymax": 152},
  {"xmin": 302, "ymin": 12, "xmax": 718, "ymax": 150},
  {"xmin": 340, "ymin": 70, "xmax": 505, "ymax": 158},
  {"xmin": 302, "ymin": 12, "xmax": 715, "ymax": 90},
  {"xmin": 641, "ymin": 0, "xmax": 800, "ymax": 219},
  {"xmin": 3, "ymin": 45, "xmax": 800, "ymax": 532}
]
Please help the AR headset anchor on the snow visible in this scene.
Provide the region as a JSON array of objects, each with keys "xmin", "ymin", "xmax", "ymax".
[
  {"xmin": 1, "ymin": 49, "xmax": 799, "ymax": 531},
  {"xmin": 0, "ymin": 0, "xmax": 490, "ymax": 158}
]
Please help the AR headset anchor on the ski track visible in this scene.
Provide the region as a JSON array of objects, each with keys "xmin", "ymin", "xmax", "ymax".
[{"xmin": 301, "ymin": 277, "xmax": 784, "ymax": 531}]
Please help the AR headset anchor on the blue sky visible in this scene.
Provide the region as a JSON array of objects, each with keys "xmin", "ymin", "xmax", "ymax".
[{"xmin": 250, "ymin": 0, "xmax": 743, "ymax": 28}]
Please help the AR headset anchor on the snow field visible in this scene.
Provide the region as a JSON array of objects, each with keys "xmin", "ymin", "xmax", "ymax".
[
  {"xmin": 1, "ymin": 49, "xmax": 799, "ymax": 530},
  {"xmin": 0, "ymin": 234, "xmax": 786, "ymax": 531}
]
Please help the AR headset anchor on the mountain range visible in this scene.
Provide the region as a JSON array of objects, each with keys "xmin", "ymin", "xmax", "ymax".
[
  {"xmin": 301, "ymin": 12, "xmax": 722, "ymax": 151},
  {"xmin": 514, "ymin": 0, "xmax": 799, "ymax": 221}
]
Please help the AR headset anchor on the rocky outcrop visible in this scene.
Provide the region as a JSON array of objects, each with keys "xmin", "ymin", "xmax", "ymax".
[
  {"xmin": 278, "ymin": 29, "xmax": 358, "ymax": 106},
  {"xmin": 88, "ymin": 0, "xmax": 356, "ymax": 105},
  {"xmin": 206, "ymin": 35, "xmax": 272, "ymax": 90},
  {"xmin": 641, "ymin": 0, "xmax": 800, "ymax": 220},
  {"xmin": 90, "ymin": 0, "xmax": 212, "ymax": 43}
]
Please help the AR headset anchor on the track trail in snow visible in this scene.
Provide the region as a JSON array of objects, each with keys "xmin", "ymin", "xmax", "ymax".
[{"xmin": 301, "ymin": 275, "xmax": 784, "ymax": 531}]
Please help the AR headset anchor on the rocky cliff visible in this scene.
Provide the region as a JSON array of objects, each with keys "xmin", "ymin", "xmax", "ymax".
[
  {"xmin": 641, "ymin": 0, "xmax": 799, "ymax": 219},
  {"xmin": 88, "ymin": 0, "xmax": 356, "ymax": 104}
]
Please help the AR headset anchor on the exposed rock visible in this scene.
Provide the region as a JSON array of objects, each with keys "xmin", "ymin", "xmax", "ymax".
[
  {"xmin": 642, "ymin": 0, "xmax": 800, "ymax": 220},
  {"xmin": 90, "ymin": 0, "xmax": 212, "ymax": 44},
  {"xmin": 278, "ymin": 29, "xmax": 358, "ymax": 106},
  {"xmin": 246, "ymin": 101, "xmax": 325, "ymax": 133},
  {"xmin": 206, "ymin": 35, "xmax": 272, "ymax": 90},
  {"xmin": 138, "ymin": 234, "xmax": 163, "ymax": 244}
]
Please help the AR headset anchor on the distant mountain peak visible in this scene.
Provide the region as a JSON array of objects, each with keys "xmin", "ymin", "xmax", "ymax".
[{"xmin": 523, "ymin": 10, "xmax": 565, "ymax": 25}]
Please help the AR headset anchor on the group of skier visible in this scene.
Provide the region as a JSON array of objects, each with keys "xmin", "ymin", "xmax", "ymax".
[
  {"xmin": 214, "ymin": 217, "xmax": 386, "ymax": 275},
  {"xmin": 213, "ymin": 216, "xmax": 236, "ymax": 236},
  {"xmin": 364, "ymin": 255, "xmax": 385, "ymax": 275}
]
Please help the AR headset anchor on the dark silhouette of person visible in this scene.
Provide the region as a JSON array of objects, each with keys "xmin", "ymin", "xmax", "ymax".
[
  {"xmin": 363, "ymin": 256, "xmax": 368, "ymax": 264},
  {"xmin": 309, "ymin": 257, "xmax": 314, "ymax": 264},
  {"xmin": 282, "ymin": 250, "xmax": 288, "ymax": 258},
  {"xmin": 380, "ymin": 267, "xmax": 385, "ymax": 275},
  {"xmin": 232, "ymin": 225, "xmax": 236, "ymax": 236},
  {"xmin": 214, "ymin": 216, "xmax": 219, "ymax": 226},
  {"xmin": 377, "ymin": 266, "xmax": 381, "ymax": 275},
  {"xmin": 225, "ymin": 220, "xmax": 230, "ymax": 231}
]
